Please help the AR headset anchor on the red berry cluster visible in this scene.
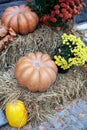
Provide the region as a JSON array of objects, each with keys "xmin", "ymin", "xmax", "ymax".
[{"xmin": 40, "ymin": 0, "xmax": 86, "ymax": 28}]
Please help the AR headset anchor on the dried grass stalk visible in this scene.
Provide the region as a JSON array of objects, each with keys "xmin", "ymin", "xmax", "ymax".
[
  {"xmin": 0, "ymin": 66, "xmax": 86, "ymax": 125},
  {"xmin": 0, "ymin": 25, "xmax": 86, "ymax": 125}
]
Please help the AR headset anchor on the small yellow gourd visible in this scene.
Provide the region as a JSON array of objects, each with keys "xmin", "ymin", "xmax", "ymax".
[{"xmin": 5, "ymin": 100, "xmax": 28, "ymax": 128}]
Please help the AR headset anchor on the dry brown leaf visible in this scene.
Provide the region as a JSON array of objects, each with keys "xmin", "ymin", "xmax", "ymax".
[
  {"xmin": 9, "ymin": 28, "xmax": 16, "ymax": 37},
  {"xmin": 2, "ymin": 35, "xmax": 10, "ymax": 42},
  {"xmin": 50, "ymin": 123, "xmax": 55, "ymax": 128},
  {"xmin": 21, "ymin": 124, "xmax": 32, "ymax": 130},
  {"xmin": 0, "ymin": 25, "xmax": 8, "ymax": 38},
  {"xmin": 55, "ymin": 106, "xmax": 64, "ymax": 112},
  {"xmin": 38, "ymin": 125, "xmax": 47, "ymax": 130},
  {"xmin": 78, "ymin": 113, "xmax": 85, "ymax": 118},
  {"xmin": 0, "ymin": 25, "xmax": 17, "ymax": 51},
  {"xmin": 0, "ymin": 40, "xmax": 7, "ymax": 51}
]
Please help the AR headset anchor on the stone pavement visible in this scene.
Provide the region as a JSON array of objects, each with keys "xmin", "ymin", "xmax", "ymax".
[
  {"xmin": 0, "ymin": 110, "xmax": 8, "ymax": 127},
  {"xmin": 36, "ymin": 99, "xmax": 87, "ymax": 130},
  {"xmin": 0, "ymin": 99, "xmax": 87, "ymax": 130}
]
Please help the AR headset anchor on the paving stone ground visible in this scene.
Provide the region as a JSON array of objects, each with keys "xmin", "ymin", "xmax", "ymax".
[
  {"xmin": 34, "ymin": 99, "xmax": 87, "ymax": 130},
  {"xmin": 42, "ymin": 99, "xmax": 87, "ymax": 130},
  {"xmin": 0, "ymin": 99, "xmax": 87, "ymax": 130}
]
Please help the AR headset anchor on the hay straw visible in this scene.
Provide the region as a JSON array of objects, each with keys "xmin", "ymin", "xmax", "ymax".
[
  {"xmin": 0, "ymin": 66, "xmax": 86, "ymax": 125},
  {"xmin": 0, "ymin": 25, "xmax": 87, "ymax": 125}
]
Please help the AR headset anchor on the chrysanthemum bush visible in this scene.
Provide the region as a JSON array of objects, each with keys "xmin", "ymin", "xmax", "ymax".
[
  {"xmin": 54, "ymin": 33, "xmax": 87, "ymax": 70},
  {"xmin": 27, "ymin": 0, "xmax": 86, "ymax": 29}
]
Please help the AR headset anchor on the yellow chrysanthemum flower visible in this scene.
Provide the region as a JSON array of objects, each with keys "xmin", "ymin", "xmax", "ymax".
[{"xmin": 54, "ymin": 33, "xmax": 87, "ymax": 70}]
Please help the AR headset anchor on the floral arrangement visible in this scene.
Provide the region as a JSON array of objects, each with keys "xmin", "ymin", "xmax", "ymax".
[
  {"xmin": 54, "ymin": 33, "xmax": 87, "ymax": 70},
  {"xmin": 27, "ymin": 0, "xmax": 86, "ymax": 29}
]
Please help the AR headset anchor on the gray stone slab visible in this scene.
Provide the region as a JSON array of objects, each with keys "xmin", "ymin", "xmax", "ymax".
[{"xmin": 0, "ymin": 109, "xmax": 8, "ymax": 127}]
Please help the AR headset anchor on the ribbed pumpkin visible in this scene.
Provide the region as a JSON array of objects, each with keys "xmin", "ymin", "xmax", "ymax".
[
  {"xmin": 15, "ymin": 52, "xmax": 58, "ymax": 92},
  {"xmin": 1, "ymin": 4, "xmax": 39, "ymax": 35}
]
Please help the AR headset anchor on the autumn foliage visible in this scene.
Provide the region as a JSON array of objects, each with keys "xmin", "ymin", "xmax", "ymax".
[{"xmin": 27, "ymin": 0, "xmax": 86, "ymax": 28}]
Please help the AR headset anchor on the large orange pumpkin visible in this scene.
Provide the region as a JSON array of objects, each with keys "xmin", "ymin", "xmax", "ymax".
[
  {"xmin": 15, "ymin": 52, "xmax": 58, "ymax": 92},
  {"xmin": 1, "ymin": 4, "xmax": 39, "ymax": 35}
]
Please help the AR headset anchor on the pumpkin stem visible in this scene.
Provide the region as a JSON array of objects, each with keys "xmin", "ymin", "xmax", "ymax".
[{"xmin": 12, "ymin": 101, "xmax": 17, "ymax": 105}]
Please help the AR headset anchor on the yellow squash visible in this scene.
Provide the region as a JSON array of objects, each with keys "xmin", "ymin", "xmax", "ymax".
[{"xmin": 5, "ymin": 100, "xmax": 28, "ymax": 128}]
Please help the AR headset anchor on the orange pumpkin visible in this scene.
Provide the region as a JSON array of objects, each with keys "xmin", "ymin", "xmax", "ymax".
[
  {"xmin": 15, "ymin": 52, "xmax": 58, "ymax": 92},
  {"xmin": 1, "ymin": 4, "xmax": 39, "ymax": 35}
]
